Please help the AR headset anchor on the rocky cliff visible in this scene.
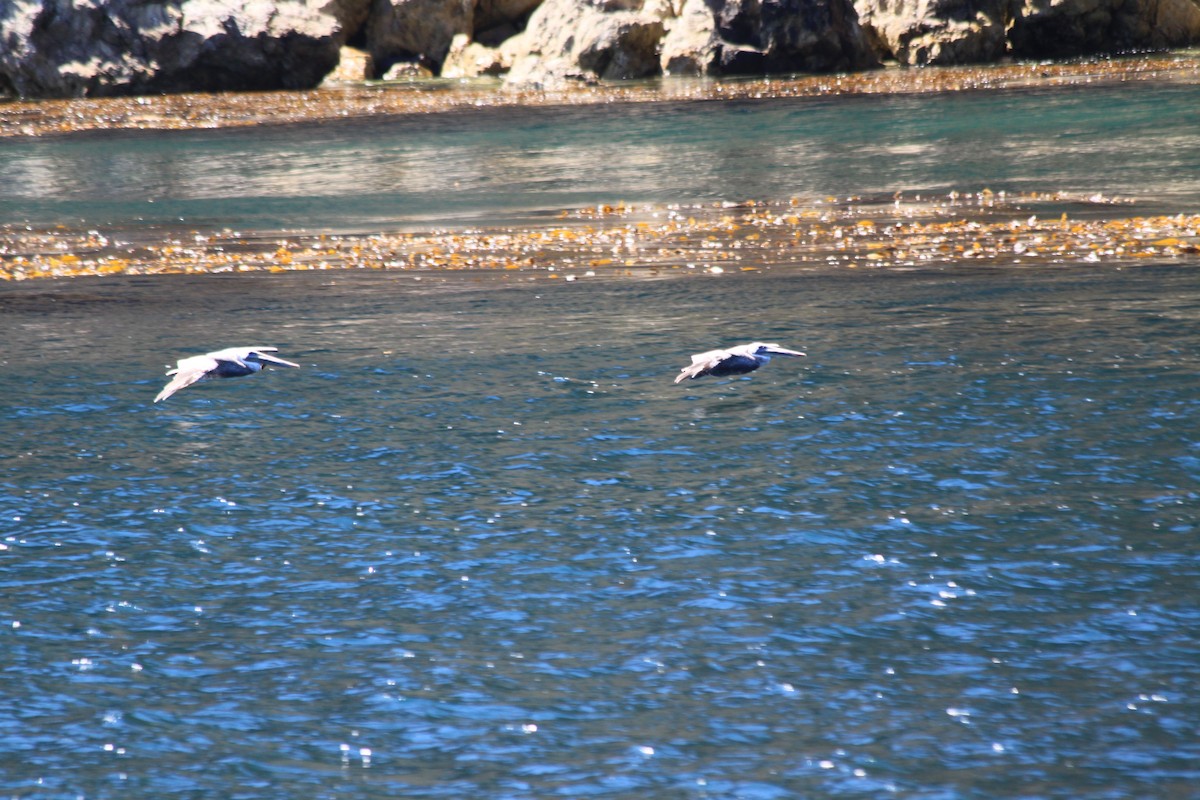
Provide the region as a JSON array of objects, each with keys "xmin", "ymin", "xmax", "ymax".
[{"xmin": 2, "ymin": 0, "xmax": 1199, "ymax": 97}]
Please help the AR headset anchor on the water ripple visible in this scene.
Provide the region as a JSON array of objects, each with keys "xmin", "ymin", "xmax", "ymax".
[{"xmin": 3, "ymin": 257, "xmax": 1199, "ymax": 797}]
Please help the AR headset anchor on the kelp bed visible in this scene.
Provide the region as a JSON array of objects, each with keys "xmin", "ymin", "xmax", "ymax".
[
  {"xmin": 3, "ymin": 191, "xmax": 1198, "ymax": 281},
  {"xmin": 3, "ymin": 55, "xmax": 1199, "ymax": 281},
  {"xmin": 1, "ymin": 55, "xmax": 1198, "ymax": 138}
]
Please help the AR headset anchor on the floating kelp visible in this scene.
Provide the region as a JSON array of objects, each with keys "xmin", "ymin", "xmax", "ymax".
[
  {"xmin": 1, "ymin": 55, "xmax": 1198, "ymax": 138},
  {"xmin": 2, "ymin": 192, "xmax": 1197, "ymax": 281}
]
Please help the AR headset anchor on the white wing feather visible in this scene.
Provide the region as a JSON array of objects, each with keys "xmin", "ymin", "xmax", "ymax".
[
  {"xmin": 154, "ymin": 355, "xmax": 219, "ymax": 403},
  {"xmin": 675, "ymin": 349, "xmax": 733, "ymax": 383}
]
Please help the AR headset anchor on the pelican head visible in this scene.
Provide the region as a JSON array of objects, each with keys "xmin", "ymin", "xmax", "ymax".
[{"xmin": 747, "ymin": 342, "xmax": 806, "ymax": 360}]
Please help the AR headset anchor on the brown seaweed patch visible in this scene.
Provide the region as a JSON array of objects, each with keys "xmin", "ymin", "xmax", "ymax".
[
  {"xmin": 2, "ymin": 192, "xmax": 1198, "ymax": 282},
  {"xmin": 1, "ymin": 55, "xmax": 1199, "ymax": 139}
]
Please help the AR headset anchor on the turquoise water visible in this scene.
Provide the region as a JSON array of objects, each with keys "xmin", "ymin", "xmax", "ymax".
[
  {"xmin": 2, "ymin": 81, "xmax": 1200, "ymax": 798},
  {"xmin": 2, "ymin": 83, "xmax": 1200, "ymax": 232}
]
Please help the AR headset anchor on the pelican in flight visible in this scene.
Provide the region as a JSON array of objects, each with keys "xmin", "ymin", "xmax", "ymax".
[
  {"xmin": 154, "ymin": 346, "xmax": 299, "ymax": 402},
  {"xmin": 675, "ymin": 342, "xmax": 805, "ymax": 383}
]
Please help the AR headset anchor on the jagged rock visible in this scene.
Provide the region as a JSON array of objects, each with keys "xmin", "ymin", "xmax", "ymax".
[
  {"xmin": 502, "ymin": 0, "xmax": 667, "ymax": 85},
  {"xmin": 504, "ymin": 0, "xmax": 878, "ymax": 84},
  {"xmin": 323, "ymin": 45, "xmax": 375, "ymax": 82},
  {"xmin": 475, "ymin": 0, "xmax": 543, "ymax": 33},
  {"xmin": 363, "ymin": 0, "xmax": 472, "ymax": 72},
  {"xmin": 853, "ymin": 0, "xmax": 1008, "ymax": 64},
  {"xmin": 0, "ymin": 0, "xmax": 370, "ymax": 98},
  {"xmin": 660, "ymin": 0, "xmax": 878, "ymax": 75},
  {"xmin": 3, "ymin": 0, "xmax": 1199, "ymax": 97},
  {"xmin": 324, "ymin": 0, "xmax": 374, "ymax": 35},
  {"xmin": 442, "ymin": 32, "xmax": 511, "ymax": 76},
  {"xmin": 661, "ymin": 0, "xmax": 720, "ymax": 74},
  {"xmin": 855, "ymin": 0, "xmax": 1200, "ymax": 64},
  {"xmin": 724, "ymin": 0, "xmax": 879, "ymax": 73},
  {"xmin": 663, "ymin": 0, "xmax": 882, "ymax": 76},
  {"xmin": 1008, "ymin": 0, "xmax": 1200, "ymax": 57}
]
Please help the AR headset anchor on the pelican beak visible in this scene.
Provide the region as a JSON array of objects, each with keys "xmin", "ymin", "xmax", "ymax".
[
  {"xmin": 765, "ymin": 346, "xmax": 806, "ymax": 357},
  {"xmin": 255, "ymin": 353, "xmax": 300, "ymax": 368}
]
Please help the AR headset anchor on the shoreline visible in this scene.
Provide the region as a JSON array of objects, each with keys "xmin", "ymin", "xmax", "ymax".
[{"xmin": 2, "ymin": 54, "xmax": 1199, "ymax": 139}]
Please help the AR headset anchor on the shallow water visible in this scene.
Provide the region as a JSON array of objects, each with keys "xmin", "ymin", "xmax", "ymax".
[
  {"xmin": 2, "ymin": 82, "xmax": 1199, "ymax": 233},
  {"xmin": 3, "ymin": 263, "xmax": 1199, "ymax": 798}
]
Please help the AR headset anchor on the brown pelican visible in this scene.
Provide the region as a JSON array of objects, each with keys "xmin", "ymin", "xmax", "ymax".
[
  {"xmin": 154, "ymin": 346, "xmax": 299, "ymax": 402},
  {"xmin": 675, "ymin": 342, "xmax": 805, "ymax": 383}
]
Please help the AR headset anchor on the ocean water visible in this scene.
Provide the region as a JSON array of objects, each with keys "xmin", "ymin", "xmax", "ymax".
[
  {"xmin": 2, "ymin": 82, "xmax": 1199, "ymax": 232},
  {"xmin": 2, "ymin": 79, "xmax": 1200, "ymax": 799}
]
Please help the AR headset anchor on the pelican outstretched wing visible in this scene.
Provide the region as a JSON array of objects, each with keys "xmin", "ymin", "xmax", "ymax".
[
  {"xmin": 154, "ymin": 354, "xmax": 220, "ymax": 403},
  {"xmin": 675, "ymin": 348, "xmax": 733, "ymax": 383}
]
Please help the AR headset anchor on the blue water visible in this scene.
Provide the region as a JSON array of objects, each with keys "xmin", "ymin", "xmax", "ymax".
[
  {"xmin": 4, "ymin": 266, "xmax": 1199, "ymax": 797},
  {"xmin": 3, "ymin": 79, "xmax": 1200, "ymax": 798}
]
